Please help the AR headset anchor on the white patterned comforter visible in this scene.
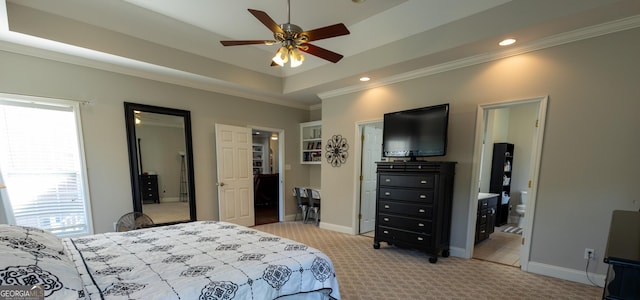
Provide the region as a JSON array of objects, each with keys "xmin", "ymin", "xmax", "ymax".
[{"xmin": 62, "ymin": 221, "xmax": 340, "ymax": 299}]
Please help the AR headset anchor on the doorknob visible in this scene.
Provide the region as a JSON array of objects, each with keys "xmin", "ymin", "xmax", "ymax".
[{"xmin": 218, "ymin": 182, "xmax": 225, "ymax": 187}]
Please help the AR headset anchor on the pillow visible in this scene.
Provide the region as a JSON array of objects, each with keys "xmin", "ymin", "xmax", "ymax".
[{"xmin": 0, "ymin": 225, "xmax": 87, "ymax": 299}]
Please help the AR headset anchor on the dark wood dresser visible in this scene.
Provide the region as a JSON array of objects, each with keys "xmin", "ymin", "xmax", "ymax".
[
  {"xmin": 139, "ymin": 174, "xmax": 159, "ymax": 204},
  {"xmin": 373, "ymin": 161, "xmax": 456, "ymax": 263},
  {"xmin": 603, "ymin": 210, "xmax": 640, "ymax": 299}
]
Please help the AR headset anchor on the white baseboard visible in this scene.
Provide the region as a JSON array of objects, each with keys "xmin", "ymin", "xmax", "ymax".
[
  {"xmin": 527, "ymin": 261, "xmax": 606, "ymax": 287},
  {"xmin": 281, "ymin": 215, "xmax": 355, "ymax": 235},
  {"xmin": 283, "ymin": 214, "xmax": 312, "ymax": 222},
  {"xmin": 449, "ymin": 246, "xmax": 466, "ymax": 258},
  {"xmin": 160, "ymin": 197, "xmax": 179, "ymax": 203},
  {"xmin": 319, "ymin": 222, "xmax": 354, "ymax": 235}
]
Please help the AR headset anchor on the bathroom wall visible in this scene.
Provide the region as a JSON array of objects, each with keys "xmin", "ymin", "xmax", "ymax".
[
  {"xmin": 479, "ymin": 108, "xmax": 510, "ymax": 192},
  {"xmin": 506, "ymin": 103, "xmax": 537, "ymax": 222}
]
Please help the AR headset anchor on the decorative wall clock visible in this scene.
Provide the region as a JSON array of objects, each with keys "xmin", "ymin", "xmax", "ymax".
[{"xmin": 325, "ymin": 134, "xmax": 348, "ymax": 167}]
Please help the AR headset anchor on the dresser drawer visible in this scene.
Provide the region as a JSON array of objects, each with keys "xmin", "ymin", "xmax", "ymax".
[
  {"xmin": 377, "ymin": 226, "xmax": 432, "ymax": 247},
  {"xmin": 378, "ymin": 200, "xmax": 432, "ymax": 219},
  {"xmin": 379, "ymin": 187, "xmax": 434, "ymax": 203},
  {"xmin": 379, "ymin": 174, "xmax": 435, "ymax": 189},
  {"xmin": 478, "ymin": 198, "xmax": 490, "ymax": 209},
  {"xmin": 477, "ymin": 209, "xmax": 489, "ymax": 226},
  {"xmin": 378, "ymin": 214, "xmax": 432, "ymax": 234}
]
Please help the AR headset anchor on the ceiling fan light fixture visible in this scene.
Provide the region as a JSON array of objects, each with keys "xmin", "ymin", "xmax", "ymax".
[
  {"xmin": 272, "ymin": 46, "xmax": 289, "ymax": 66},
  {"xmin": 290, "ymin": 48, "xmax": 305, "ymax": 68},
  {"xmin": 220, "ymin": 4, "xmax": 349, "ymax": 66}
]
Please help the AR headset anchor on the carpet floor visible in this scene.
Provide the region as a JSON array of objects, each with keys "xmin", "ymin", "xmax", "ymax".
[{"xmin": 253, "ymin": 221, "xmax": 602, "ymax": 300}]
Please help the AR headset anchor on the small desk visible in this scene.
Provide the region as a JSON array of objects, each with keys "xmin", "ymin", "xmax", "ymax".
[{"xmin": 603, "ymin": 210, "xmax": 640, "ymax": 299}]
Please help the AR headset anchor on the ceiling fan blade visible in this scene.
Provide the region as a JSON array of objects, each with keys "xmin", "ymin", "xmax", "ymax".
[
  {"xmin": 300, "ymin": 44, "xmax": 344, "ymax": 63},
  {"xmin": 301, "ymin": 23, "xmax": 350, "ymax": 42},
  {"xmin": 248, "ymin": 9, "xmax": 284, "ymax": 35},
  {"xmin": 220, "ymin": 40, "xmax": 276, "ymax": 46}
]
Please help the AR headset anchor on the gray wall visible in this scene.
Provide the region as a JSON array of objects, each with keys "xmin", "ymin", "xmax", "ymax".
[
  {"xmin": 319, "ymin": 27, "xmax": 640, "ymax": 275},
  {"xmin": 0, "ymin": 50, "xmax": 312, "ymax": 233}
]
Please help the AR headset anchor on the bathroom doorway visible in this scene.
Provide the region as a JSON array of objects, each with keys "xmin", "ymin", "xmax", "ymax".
[{"xmin": 467, "ymin": 96, "xmax": 548, "ymax": 271}]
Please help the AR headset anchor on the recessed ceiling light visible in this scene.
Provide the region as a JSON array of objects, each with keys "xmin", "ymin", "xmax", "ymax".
[
  {"xmin": 360, "ymin": 76, "xmax": 370, "ymax": 82},
  {"xmin": 499, "ymin": 38, "xmax": 516, "ymax": 46}
]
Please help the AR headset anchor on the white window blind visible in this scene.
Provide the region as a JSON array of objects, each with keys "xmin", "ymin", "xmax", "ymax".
[{"xmin": 0, "ymin": 95, "xmax": 92, "ymax": 236}]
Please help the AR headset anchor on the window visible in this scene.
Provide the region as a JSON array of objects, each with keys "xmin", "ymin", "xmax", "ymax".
[{"xmin": 0, "ymin": 93, "xmax": 92, "ymax": 236}]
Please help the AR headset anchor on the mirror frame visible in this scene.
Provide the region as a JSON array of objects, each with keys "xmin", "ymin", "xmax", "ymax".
[{"xmin": 124, "ymin": 102, "xmax": 196, "ymax": 223}]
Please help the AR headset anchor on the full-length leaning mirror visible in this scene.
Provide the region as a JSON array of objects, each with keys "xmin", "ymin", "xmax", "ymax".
[{"xmin": 124, "ymin": 102, "xmax": 196, "ymax": 224}]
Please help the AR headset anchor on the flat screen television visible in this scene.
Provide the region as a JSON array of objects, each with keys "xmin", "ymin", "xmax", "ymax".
[{"xmin": 382, "ymin": 103, "xmax": 449, "ymax": 159}]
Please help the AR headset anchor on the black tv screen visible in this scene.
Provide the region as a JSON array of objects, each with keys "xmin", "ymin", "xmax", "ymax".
[{"xmin": 382, "ymin": 104, "xmax": 449, "ymax": 158}]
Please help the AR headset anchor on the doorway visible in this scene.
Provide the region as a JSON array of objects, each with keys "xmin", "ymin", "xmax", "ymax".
[
  {"xmin": 467, "ymin": 96, "xmax": 548, "ymax": 271},
  {"xmin": 356, "ymin": 121, "xmax": 383, "ymax": 236},
  {"xmin": 251, "ymin": 128, "xmax": 284, "ymax": 226}
]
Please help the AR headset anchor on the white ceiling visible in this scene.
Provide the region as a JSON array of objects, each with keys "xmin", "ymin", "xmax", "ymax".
[{"xmin": 3, "ymin": 0, "xmax": 640, "ymax": 108}]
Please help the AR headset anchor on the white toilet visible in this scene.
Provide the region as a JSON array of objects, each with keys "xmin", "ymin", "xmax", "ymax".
[{"xmin": 515, "ymin": 191, "xmax": 527, "ymax": 228}]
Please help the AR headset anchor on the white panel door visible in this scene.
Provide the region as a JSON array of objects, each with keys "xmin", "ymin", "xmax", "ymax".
[
  {"xmin": 215, "ymin": 124, "xmax": 254, "ymax": 227},
  {"xmin": 360, "ymin": 124, "xmax": 383, "ymax": 233}
]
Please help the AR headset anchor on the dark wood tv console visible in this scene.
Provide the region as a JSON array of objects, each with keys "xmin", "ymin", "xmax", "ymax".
[{"xmin": 373, "ymin": 161, "xmax": 456, "ymax": 263}]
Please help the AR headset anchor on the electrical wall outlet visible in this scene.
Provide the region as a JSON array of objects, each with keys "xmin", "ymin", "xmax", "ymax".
[{"xmin": 584, "ymin": 248, "xmax": 595, "ymax": 260}]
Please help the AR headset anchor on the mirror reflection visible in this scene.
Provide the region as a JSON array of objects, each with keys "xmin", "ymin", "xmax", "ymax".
[{"xmin": 124, "ymin": 103, "xmax": 196, "ymax": 225}]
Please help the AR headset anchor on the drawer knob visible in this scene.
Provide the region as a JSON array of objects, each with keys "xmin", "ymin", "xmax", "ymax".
[
  {"xmin": 420, "ymin": 180, "xmax": 427, "ymax": 184},
  {"xmin": 383, "ymin": 230, "xmax": 389, "ymax": 234},
  {"xmin": 385, "ymin": 192, "xmax": 391, "ymax": 196},
  {"xmin": 418, "ymin": 223, "xmax": 424, "ymax": 227},
  {"xmin": 383, "ymin": 218, "xmax": 389, "ymax": 222},
  {"xmin": 384, "ymin": 205, "xmax": 390, "ymax": 209},
  {"xmin": 482, "ymin": 202, "xmax": 488, "ymax": 207},
  {"xmin": 418, "ymin": 209, "xmax": 425, "ymax": 213},
  {"xmin": 482, "ymin": 215, "xmax": 487, "ymax": 219},
  {"xmin": 481, "ymin": 230, "xmax": 486, "ymax": 233},
  {"xmin": 385, "ymin": 178, "xmax": 391, "ymax": 182},
  {"xmin": 420, "ymin": 195, "xmax": 426, "ymax": 199},
  {"xmin": 417, "ymin": 237, "xmax": 424, "ymax": 241}
]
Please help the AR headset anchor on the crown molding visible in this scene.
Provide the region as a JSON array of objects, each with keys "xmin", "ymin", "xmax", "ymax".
[
  {"xmin": 0, "ymin": 30, "xmax": 312, "ymax": 110},
  {"xmin": 318, "ymin": 15, "xmax": 640, "ymax": 100}
]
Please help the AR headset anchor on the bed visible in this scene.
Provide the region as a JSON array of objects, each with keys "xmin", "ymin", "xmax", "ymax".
[{"xmin": 0, "ymin": 221, "xmax": 341, "ymax": 299}]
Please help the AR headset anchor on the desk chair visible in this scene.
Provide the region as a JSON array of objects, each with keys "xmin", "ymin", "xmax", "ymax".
[
  {"xmin": 305, "ymin": 188, "xmax": 321, "ymax": 225},
  {"xmin": 293, "ymin": 187, "xmax": 308, "ymax": 222}
]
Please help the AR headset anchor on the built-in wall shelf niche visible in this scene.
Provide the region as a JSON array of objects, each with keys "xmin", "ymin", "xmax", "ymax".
[{"xmin": 300, "ymin": 121, "xmax": 322, "ymax": 164}]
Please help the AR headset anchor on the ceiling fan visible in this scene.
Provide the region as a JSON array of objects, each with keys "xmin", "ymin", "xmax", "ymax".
[{"xmin": 220, "ymin": 0, "xmax": 350, "ymax": 68}]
